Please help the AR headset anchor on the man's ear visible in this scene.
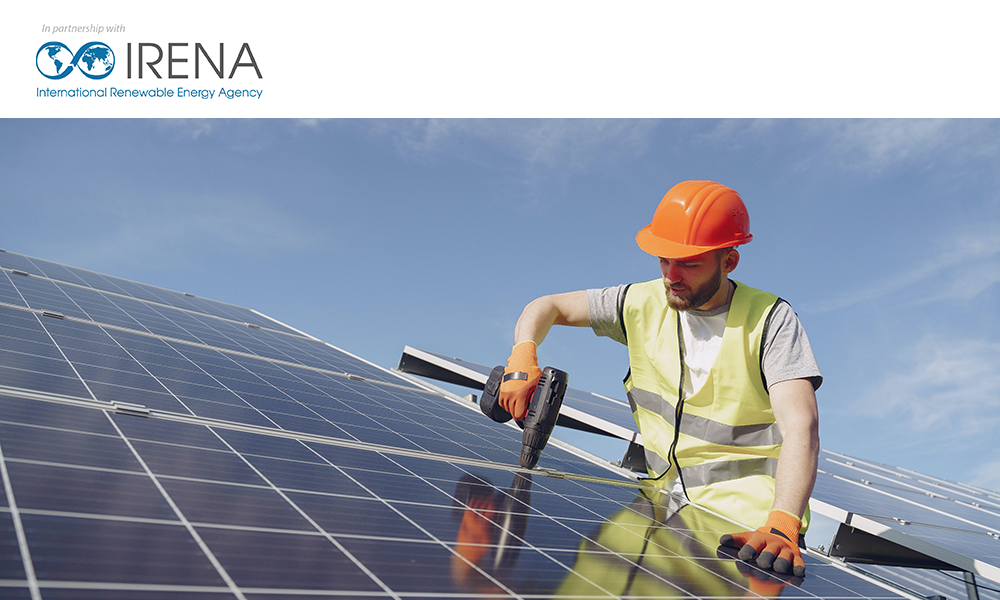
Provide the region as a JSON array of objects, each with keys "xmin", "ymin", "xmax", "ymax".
[{"xmin": 722, "ymin": 249, "xmax": 740, "ymax": 274}]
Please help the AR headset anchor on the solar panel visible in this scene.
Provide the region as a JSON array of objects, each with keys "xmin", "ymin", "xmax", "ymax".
[
  {"xmin": 0, "ymin": 250, "xmax": 928, "ymax": 598},
  {"xmin": 811, "ymin": 450, "xmax": 1000, "ymax": 587},
  {"xmin": 0, "ymin": 251, "xmax": 297, "ymax": 335},
  {"xmin": 850, "ymin": 564, "xmax": 1000, "ymax": 600}
]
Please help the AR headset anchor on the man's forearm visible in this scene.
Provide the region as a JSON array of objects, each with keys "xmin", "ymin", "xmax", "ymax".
[
  {"xmin": 768, "ymin": 378, "xmax": 820, "ymax": 521},
  {"xmin": 513, "ymin": 291, "xmax": 591, "ymax": 346},
  {"xmin": 771, "ymin": 427, "xmax": 819, "ymax": 520}
]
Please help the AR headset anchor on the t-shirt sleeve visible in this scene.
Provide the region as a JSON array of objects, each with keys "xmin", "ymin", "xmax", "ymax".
[
  {"xmin": 762, "ymin": 301, "xmax": 823, "ymax": 391},
  {"xmin": 587, "ymin": 285, "xmax": 628, "ymax": 346}
]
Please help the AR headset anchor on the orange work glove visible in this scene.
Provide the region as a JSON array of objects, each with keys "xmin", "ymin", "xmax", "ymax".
[
  {"xmin": 720, "ymin": 510, "xmax": 806, "ymax": 577},
  {"xmin": 452, "ymin": 493, "xmax": 496, "ymax": 584},
  {"xmin": 498, "ymin": 341, "xmax": 542, "ymax": 421}
]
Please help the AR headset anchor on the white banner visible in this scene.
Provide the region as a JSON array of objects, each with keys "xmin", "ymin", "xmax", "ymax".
[{"xmin": 5, "ymin": 1, "xmax": 997, "ymax": 118}]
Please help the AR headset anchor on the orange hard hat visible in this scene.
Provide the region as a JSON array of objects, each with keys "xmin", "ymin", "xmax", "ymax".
[{"xmin": 636, "ymin": 180, "xmax": 753, "ymax": 259}]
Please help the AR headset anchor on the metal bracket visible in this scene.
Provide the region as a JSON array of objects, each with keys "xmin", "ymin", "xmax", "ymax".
[
  {"xmin": 618, "ymin": 434, "xmax": 648, "ymax": 472},
  {"xmin": 829, "ymin": 523, "xmax": 957, "ymax": 570},
  {"xmin": 112, "ymin": 401, "xmax": 151, "ymax": 418}
]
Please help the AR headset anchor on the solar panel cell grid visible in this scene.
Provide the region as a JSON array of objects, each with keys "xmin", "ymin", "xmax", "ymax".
[
  {"xmin": 0, "ymin": 514, "xmax": 25, "ymax": 574},
  {"xmin": 0, "ymin": 423, "xmax": 138, "ymax": 473},
  {"xmin": 17, "ymin": 260, "xmax": 91, "ymax": 290},
  {"xmin": 859, "ymin": 565, "xmax": 1000, "ymax": 600},
  {"xmin": 816, "ymin": 453, "xmax": 1000, "ymax": 563},
  {"xmin": 821, "ymin": 476, "xmax": 1000, "ymax": 539},
  {"xmin": 0, "ymin": 252, "xmax": 927, "ymax": 598},
  {"xmin": 2, "ymin": 254, "xmax": 299, "ymax": 338},
  {"xmin": 2, "ymin": 409, "xmax": 915, "ymax": 597},
  {"xmin": 0, "ymin": 253, "xmax": 41, "ymax": 276},
  {"xmin": 45, "ymin": 265, "xmax": 130, "ymax": 297},
  {"xmin": 58, "ymin": 287, "xmax": 146, "ymax": 330},
  {"xmin": 828, "ymin": 453, "xmax": 1000, "ymax": 512},
  {"xmin": 1, "ymin": 274, "xmax": 30, "ymax": 308},
  {"xmin": 7, "ymin": 462, "xmax": 172, "ymax": 519}
]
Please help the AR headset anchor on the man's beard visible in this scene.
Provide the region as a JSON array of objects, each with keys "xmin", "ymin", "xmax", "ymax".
[{"xmin": 665, "ymin": 265, "xmax": 723, "ymax": 311}]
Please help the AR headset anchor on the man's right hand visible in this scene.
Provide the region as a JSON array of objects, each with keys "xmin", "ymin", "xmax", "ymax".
[
  {"xmin": 720, "ymin": 510, "xmax": 806, "ymax": 577},
  {"xmin": 499, "ymin": 341, "xmax": 542, "ymax": 421}
]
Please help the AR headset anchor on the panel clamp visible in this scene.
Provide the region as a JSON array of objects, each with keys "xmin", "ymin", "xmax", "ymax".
[{"xmin": 113, "ymin": 401, "xmax": 151, "ymax": 417}]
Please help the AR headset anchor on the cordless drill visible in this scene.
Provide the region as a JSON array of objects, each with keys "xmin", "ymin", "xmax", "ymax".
[{"xmin": 480, "ymin": 365, "xmax": 568, "ymax": 469}]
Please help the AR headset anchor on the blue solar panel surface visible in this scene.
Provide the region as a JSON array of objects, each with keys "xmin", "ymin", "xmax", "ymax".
[
  {"xmin": 0, "ymin": 251, "xmax": 920, "ymax": 599},
  {"xmin": 812, "ymin": 450, "xmax": 1000, "ymax": 581},
  {"xmin": 856, "ymin": 564, "xmax": 1000, "ymax": 600}
]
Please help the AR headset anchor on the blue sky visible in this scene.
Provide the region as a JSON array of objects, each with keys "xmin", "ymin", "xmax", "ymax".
[{"xmin": 2, "ymin": 118, "xmax": 999, "ymax": 493}]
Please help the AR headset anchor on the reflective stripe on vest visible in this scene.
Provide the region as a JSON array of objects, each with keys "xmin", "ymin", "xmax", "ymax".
[
  {"xmin": 642, "ymin": 445, "xmax": 670, "ymax": 477},
  {"xmin": 627, "ymin": 387, "xmax": 783, "ymax": 447},
  {"xmin": 680, "ymin": 456, "xmax": 778, "ymax": 488}
]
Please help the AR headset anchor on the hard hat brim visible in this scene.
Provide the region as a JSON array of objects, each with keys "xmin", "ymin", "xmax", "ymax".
[{"xmin": 636, "ymin": 224, "xmax": 752, "ymax": 259}]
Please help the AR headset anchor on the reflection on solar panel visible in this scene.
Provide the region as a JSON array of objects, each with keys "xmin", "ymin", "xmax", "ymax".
[{"xmin": 0, "ymin": 250, "xmax": 931, "ymax": 598}]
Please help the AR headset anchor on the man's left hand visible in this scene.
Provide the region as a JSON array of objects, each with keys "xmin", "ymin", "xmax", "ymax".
[{"xmin": 720, "ymin": 510, "xmax": 806, "ymax": 577}]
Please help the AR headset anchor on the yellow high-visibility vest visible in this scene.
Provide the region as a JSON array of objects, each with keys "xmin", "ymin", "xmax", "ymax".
[{"xmin": 622, "ymin": 278, "xmax": 809, "ymax": 531}]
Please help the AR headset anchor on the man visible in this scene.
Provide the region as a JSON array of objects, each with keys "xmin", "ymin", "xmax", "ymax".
[{"xmin": 497, "ymin": 180, "xmax": 821, "ymax": 577}]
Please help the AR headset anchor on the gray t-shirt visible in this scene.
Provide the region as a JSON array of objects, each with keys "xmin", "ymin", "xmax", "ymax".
[{"xmin": 587, "ymin": 282, "xmax": 822, "ymax": 391}]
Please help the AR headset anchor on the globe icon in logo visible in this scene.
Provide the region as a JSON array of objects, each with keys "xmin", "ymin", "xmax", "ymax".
[
  {"xmin": 77, "ymin": 43, "xmax": 115, "ymax": 77},
  {"xmin": 36, "ymin": 41, "xmax": 115, "ymax": 80},
  {"xmin": 36, "ymin": 42, "xmax": 74, "ymax": 78}
]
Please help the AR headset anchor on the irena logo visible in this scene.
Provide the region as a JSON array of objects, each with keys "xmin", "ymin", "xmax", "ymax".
[{"xmin": 37, "ymin": 41, "xmax": 115, "ymax": 80}]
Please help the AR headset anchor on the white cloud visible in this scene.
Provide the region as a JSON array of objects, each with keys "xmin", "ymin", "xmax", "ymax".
[
  {"xmin": 698, "ymin": 119, "xmax": 1000, "ymax": 176},
  {"xmin": 803, "ymin": 221, "xmax": 1000, "ymax": 313},
  {"xmin": 969, "ymin": 456, "xmax": 1000, "ymax": 493},
  {"xmin": 365, "ymin": 119, "xmax": 658, "ymax": 171},
  {"xmin": 150, "ymin": 118, "xmax": 661, "ymax": 171},
  {"xmin": 701, "ymin": 119, "xmax": 779, "ymax": 142},
  {"xmin": 855, "ymin": 335, "xmax": 1000, "ymax": 440},
  {"xmin": 62, "ymin": 191, "xmax": 322, "ymax": 272},
  {"xmin": 294, "ymin": 119, "xmax": 325, "ymax": 130},
  {"xmin": 153, "ymin": 119, "xmax": 274, "ymax": 153},
  {"xmin": 150, "ymin": 119, "xmax": 1000, "ymax": 178},
  {"xmin": 800, "ymin": 119, "xmax": 1000, "ymax": 174},
  {"xmin": 155, "ymin": 118, "xmax": 219, "ymax": 140}
]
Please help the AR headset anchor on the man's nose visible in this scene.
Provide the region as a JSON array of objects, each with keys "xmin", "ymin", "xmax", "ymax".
[{"xmin": 661, "ymin": 262, "xmax": 681, "ymax": 282}]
